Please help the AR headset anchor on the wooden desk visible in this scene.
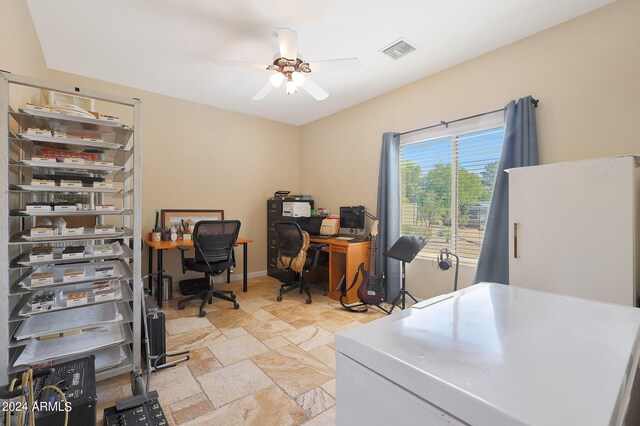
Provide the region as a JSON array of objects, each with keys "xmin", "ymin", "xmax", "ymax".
[
  {"xmin": 143, "ymin": 237, "xmax": 253, "ymax": 308},
  {"xmin": 309, "ymin": 237, "xmax": 371, "ymax": 305}
]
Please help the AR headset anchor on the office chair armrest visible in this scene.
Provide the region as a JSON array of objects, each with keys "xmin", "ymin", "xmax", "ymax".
[
  {"xmin": 177, "ymin": 245, "xmax": 189, "ymax": 274},
  {"xmin": 309, "ymin": 243, "xmax": 328, "ymax": 269}
]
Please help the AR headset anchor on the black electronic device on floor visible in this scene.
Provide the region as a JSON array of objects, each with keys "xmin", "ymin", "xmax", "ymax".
[
  {"xmin": 105, "ymin": 272, "xmax": 186, "ymax": 426},
  {"xmin": 142, "ymin": 294, "xmax": 189, "ymax": 372},
  {"xmin": 144, "ymin": 294, "xmax": 167, "ymax": 369},
  {"xmin": 19, "ymin": 355, "xmax": 97, "ymax": 426},
  {"xmin": 385, "ymin": 235, "xmax": 429, "ymax": 314},
  {"xmin": 103, "ymin": 390, "xmax": 168, "ymax": 426}
]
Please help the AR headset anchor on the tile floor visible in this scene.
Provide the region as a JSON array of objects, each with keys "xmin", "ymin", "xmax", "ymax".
[{"xmin": 97, "ymin": 276, "xmax": 386, "ymax": 425}]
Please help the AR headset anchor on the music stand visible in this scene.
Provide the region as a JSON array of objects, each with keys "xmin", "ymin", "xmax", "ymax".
[{"xmin": 384, "ymin": 235, "xmax": 428, "ymax": 314}]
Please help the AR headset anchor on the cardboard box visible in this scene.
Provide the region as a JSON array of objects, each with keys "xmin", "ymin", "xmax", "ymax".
[
  {"xmin": 93, "ymin": 288, "xmax": 116, "ymax": 302},
  {"xmin": 61, "ymin": 227, "xmax": 84, "ymax": 236},
  {"xmin": 93, "ymin": 182, "xmax": 113, "ymax": 189},
  {"xmin": 92, "ymin": 245, "xmax": 114, "ymax": 256},
  {"xmin": 30, "ymin": 246, "xmax": 54, "ymax": 262},
  {"xmin": 31, "ymin": 157, "xmax": 57, "ymax": 163},
  {"xmin": 94, "ymin": 225, "xmax": 116, "ymax": 234},
  {"xmin": 62, "ymin": 158, "xmax": 85, "ymax": 165},
  {"xmin": 94, "ymin": 266, "xmax": 115, "ymax": 278},
  {"xmin": 63, "ymin": 269, "xmax": 85, "ymax": 283},
  {"xmin": 30, "ymin": 228, "xmax": 55, "ymax": 237},
  {"xmin": 54, "ymin": 204, "xmax": 78, "ymax": 212},
  {"xmin": 65, "ymin": 293, "xmax": 88, "ymax": 307},
  {"xmin": 31, "ymin": 272, "xmax": 54, "ymax": 286},
  {"xmin": 32, "ymin": 180, "xmax": 56, "ymax": 187},
  {"xmin": 59, "ymin": 180, "xmax": 83, "ymax": 188},
  {"xmin": 26, "ymin": 204, "xmax": 52, "ymax": 212}
]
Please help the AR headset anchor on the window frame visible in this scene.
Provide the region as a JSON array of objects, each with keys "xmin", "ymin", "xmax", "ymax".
[{"xmin": 399, "ymin": 115, "xmax": 505, "ymax": 263}]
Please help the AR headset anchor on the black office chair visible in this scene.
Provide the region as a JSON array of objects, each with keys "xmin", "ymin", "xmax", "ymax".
[
  {"xmin": 177, "ymin": 220, "xmax": 241, "ymax": 317},
  {"xmin": 274, "ymin": 221, "xmax": 327, "ymax": 304}
]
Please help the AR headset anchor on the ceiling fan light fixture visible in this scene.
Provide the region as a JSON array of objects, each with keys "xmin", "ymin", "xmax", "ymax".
[
  {"xmin": 269, "ymin": 72, "xmax": 284, "ymax": 88},
  {"xmin": 215, "ymin": 28, "xmax": 357, "ymax": 101},
  {"xmin": 286, "ymin": 78, "xmax": 298, "ymax": 95},
  {"xmin": 292, "ymin": 71, "xmax": 306, "ymax": 87}
]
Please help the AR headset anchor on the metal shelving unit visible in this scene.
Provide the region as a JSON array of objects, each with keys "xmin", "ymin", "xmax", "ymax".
[{"xmin": 0, "ymin": 71, "xmax": 142, "ymax": 385}]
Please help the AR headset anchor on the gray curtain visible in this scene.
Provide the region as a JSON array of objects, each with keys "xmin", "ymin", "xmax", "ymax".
[
  {"xmin": 376, "ymin": 132, "xmax": 401, "ymax": 302},
  {"xmin": 474, "ymin": 96, "xmax": 538, "ymax": 284}
]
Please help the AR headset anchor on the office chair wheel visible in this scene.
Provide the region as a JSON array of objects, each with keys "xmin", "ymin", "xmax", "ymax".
[
  {"xmin": 231, "ymin": 294, "xmax": 237, "ymax": 300},
  {"xmin": 178, "ymin": 302, "xmax": 185, "ymax": 310},
  {"xmin": 277, "ymin": 295, "xmax": 283, "ymax": 302},
  {"xmin": 233, "ymin": 302, "xmax": 240, "ymax": 309},
  {"xmin": 306, "ymin": 297, "xmax": 312, "ymax": 304},
  {"xmin": 198, "ymin": 309, "xmax": 207, "ymax": 317}
]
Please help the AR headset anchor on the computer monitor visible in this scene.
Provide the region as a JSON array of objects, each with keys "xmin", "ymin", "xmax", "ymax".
[
  {"xmin": 295, "ymin": 217, "xmax": 324, "ymax": 236},
  {"xmin": 340, "ymin": 206, "xmax": 366, "ymax": 237}
]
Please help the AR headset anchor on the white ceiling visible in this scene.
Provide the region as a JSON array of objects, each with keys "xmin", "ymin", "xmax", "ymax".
[{"xmin": 26, "ymin": 0, "xmax": 612, "ymax": 126}]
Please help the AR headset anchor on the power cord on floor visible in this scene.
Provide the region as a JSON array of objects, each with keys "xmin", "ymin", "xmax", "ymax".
[{"xmin": 3, "ymin": 368, "xmax": 68, "ymax": 426}]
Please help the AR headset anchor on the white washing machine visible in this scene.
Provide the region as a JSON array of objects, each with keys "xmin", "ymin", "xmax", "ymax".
[{"xmin": 336, "ymin": 283, "xmax": 640, "ymax": 425}]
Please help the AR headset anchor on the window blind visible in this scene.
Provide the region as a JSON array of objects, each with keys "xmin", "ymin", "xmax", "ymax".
[{"xmin": 400, "ymin": 126, "xmax": 504, "ymax": 261}]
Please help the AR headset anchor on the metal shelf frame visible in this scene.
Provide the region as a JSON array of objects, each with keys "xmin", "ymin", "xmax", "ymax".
[{"xmin": 0, "ymin": 71, "xmax": 142, "ymax": 385}]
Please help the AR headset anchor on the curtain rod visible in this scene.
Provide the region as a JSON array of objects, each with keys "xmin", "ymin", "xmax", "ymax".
[{"xmin": 398, "ymin": 97, "xmax": 539, "ymax": 137}]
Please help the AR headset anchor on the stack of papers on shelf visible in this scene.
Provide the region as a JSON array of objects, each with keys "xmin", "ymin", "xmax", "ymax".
[
  {"xmin": 25, "ymin": 103, "xmax": 50, "ymax": 113},
  {"xmin": 91, "ymin": 245, "xmax": 115, "ymax": 256},
  {"xmin": 48, "ymin": 104, "xmax": 96, "ymax": 119},
  {"xmin": 94, "ymin": 346, "xmax": 127, "ymax": 371},
  {"xmin": 14, "ymin": 303, "xmax": 122, "ymax": 340},
  {"xmin": 15, "ymin": 323, "xmax": 124, "ymax": 366}
]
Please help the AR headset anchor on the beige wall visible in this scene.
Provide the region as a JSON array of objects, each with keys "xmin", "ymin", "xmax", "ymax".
[
  {"xmin": 0, "ymin": 1, "xmax": 46, "ymax": 78},
  {"xmin": 43, "ymin": 70, "xmax": 300, "ymax": 283},
  {"xmin": 0, "ymin": 0, "xmax": 47, "ymax": 104},
  {"xmin": 299, "ymin": 0, "xmax": 640, "ymax": 300}
]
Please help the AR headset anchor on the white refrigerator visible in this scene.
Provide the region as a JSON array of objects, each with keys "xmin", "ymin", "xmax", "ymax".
[
  {"xmin": 336, "ymin": 284, "xmax": 640, "ymax": 425},
  {"xmin": 508, "ymin": 156, "xmax": 639, "ymax": 306}
]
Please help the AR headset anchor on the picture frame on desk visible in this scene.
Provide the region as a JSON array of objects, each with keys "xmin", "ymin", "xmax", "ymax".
[{"xmin": 161, "ymin": 209, "xmax": 224, "ymax": 231}]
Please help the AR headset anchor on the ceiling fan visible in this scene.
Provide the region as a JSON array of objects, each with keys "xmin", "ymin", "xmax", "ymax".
[{"xmin": 213, "ymin": 28, "xmax": 360, "ymax": 101}]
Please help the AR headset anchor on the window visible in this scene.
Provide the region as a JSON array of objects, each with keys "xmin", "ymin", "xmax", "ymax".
[{"xmin": 400, "ymin": 122, "xmax": 504, "ymax": 261}]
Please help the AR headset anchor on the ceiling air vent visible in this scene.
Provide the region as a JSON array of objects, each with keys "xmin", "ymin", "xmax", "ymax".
[{"xmin": 382, "ymin": 39, "xmax": 416, "ymax": 60}]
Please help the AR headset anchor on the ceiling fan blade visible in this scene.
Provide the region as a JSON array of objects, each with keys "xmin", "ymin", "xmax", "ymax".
[
  {"xmin": 251, "ymin": 80, "xmax": 275, "ymax": 101},
  {"xmin": 213, "ymin": 59, "xmax": 269, "ymax": 70},
  {"xmin": 301, "ymin": 77, "xmax": 328, "ymax": 101},
  {"xmin": 277, "ymin": 28, "xmax": 298, "ymax": 60},
  {"xmin": 308, "ymin": 58, "xmax": 361, "ymax": 73}
]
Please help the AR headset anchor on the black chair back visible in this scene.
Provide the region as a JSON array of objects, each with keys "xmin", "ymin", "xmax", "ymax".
[
  {"xmin": 274, "ymin": 221, "xmax": 304, "ymax": 257},
  {"xmin": 193, "ymin": 220, "xmax": 241, "ymax": 265}
]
